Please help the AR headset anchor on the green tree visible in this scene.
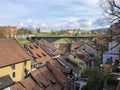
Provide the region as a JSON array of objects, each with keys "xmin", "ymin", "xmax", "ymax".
[
  {"xmin": 17, "ymin": 28, "xmax": 29, "ymax": 35},
  {"xmin": 50, "ymin": 30, "xmax": 57, "ymax": 36},
  {"xmin": 0, "ymin": 27, "xmax": 8, "ymax": 38},
  {"xmin": 82, "ymin": 67, "xmax": 104, "ymax": 90}
]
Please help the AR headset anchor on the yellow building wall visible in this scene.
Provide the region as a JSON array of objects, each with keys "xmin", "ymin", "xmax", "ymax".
[
  {"xmin": 14, "ymin": 62, "xmax": 25, "ymax": 82},
  {"xmin": 103, "ymin": 64, "xmax": 112, "ymax": 75},
  {"xmin": 68, "ymin": 55, "xmax": 87, "ymax": 73},
  {"xmin": 0, "ymin": 60, "xmax": 31, "ymax": 82},
  {"xmin": 0, "ymin": 66, "xmax": 13, "ymax": 77},
  {"xmin": 26, "ymin": 60, "xmax": 31, "ymax": 71}
]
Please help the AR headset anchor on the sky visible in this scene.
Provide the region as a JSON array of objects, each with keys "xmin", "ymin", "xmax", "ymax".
[{"xmin": 0, "ymin": 0, "xmax": 110, "ymax": 31}]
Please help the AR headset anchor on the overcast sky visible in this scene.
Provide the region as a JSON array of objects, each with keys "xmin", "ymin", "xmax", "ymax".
[{"xmin": 0, "ymin": 0, "xmax": 110, "ymax": 31}]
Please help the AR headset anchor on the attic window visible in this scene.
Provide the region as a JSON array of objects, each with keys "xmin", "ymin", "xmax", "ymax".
[
  {"xmin": 29, "ymin": 46, "xmax": 33, "ymax": 49},
  {"xmin": 41, "ymin": 53, "xmax": 46, "ymax": 57},
  {"xmin": 34, "ymin": 45, "xmax": 39, "ymax": 49},
  {"xmin": 36, "ymin": 54, "xmax": 42, "ymax": 58}
]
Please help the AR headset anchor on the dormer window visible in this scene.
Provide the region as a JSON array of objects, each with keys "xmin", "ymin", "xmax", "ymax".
[
  {"xmin": 29, "ymin": 46, "xmax": 33, "ymax": 49},
  {"xmin": 41, "ymin": 52, "xmax": 46, "ymax": 57},
  {"xmin": 36, "ymin": 54, "xmax": 41, "ymax": 58},
  {"xmin": 34, "ymin": 45, "xmax": 39, "ymax": 49}
]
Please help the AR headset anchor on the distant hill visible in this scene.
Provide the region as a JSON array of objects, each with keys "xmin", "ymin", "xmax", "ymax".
[{"xmin": 92, "ymin": 28, "xmax": 110, "ymax": 32}]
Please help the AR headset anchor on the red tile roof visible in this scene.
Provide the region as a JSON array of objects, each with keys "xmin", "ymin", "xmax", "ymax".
[
  {"xmin": 26, "ymin": 43, "xmax": 51, "ymax": 63},
  {"xmin": 71, "ymin": 40, "xmax": 84, "ymax": 50},
  {"xmin": 0, "ymin": 39, "xmax": 30, "ymax": 67},
  {"xmin": 31, "ymin": 69, "xmax": 50, "ymax": 87},
  {"xmin": 38, "ymin": 39, "xmax": 62, "ymax": 56},
  {"xmin": 76, "ymin": 50, "xmax": 94, "ymax": 62},
  {"xmin": 50, "ymin": 59, "xmax": 71, "ymax": 73},
  {"xmin": 46, "ymin": 62, "xmax": 67, "ymax": 86},
  {"xmin": 11, "ymin": 83, "xmax": 25, "ymax": 90},
  {"xmin": 38, "ymin": 66, "xmax": 56, "ymax": 83},
  {"xmin": 31, "ymin": 65, "xmax": 64, "ymax": 89},
  {"xmin": 11, "ymin": 77, "xmax": 44, "ymax": 90},
  {"xmin": 20, "ymin": 77, "xmax": 42, "ymax": 90},
  {"xmin": 38, "ymin": 65, "xmax": 64, "ymax": 90},
  {"xmin": 11, "ymin": 63, "xmax": 66, "ymax": 90}
]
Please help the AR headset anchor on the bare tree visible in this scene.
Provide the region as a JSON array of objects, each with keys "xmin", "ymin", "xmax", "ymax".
[{"xmin": 99, "ymin": 0, "xmax": 120, "ymax": 23}]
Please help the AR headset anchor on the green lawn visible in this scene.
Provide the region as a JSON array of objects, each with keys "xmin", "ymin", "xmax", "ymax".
[
  {"xmin": 55, "ymin": 38, "xmax": 72, "ymax": 43},
  {"xmin": 16, "ymin": 38, "xmax": 30, "ymax": 45}
]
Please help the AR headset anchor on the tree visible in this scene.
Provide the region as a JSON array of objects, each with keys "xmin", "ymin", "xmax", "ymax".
[
  {"xmin": 82, "ymin": 67, "xmax": 104, "ymax": 90},
  {"xmin": 0, "ymin": 27, "xmax": 9, "ymax": 38},
  {"xmin": 99, "ymin": 0, "xmax": 120, "ymax": 23},
  {"xmin": 99, "ymin": 0, "xmax": 120, "ymax": 52},
  {"xmin": 17, "ymin": 28, "xmax": 29, "ymax": 35}
]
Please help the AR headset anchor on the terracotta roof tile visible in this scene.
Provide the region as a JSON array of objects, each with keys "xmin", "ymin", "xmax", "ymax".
[
  {"xmin": 20, "ymin": 77, "xmax": 42, "ymax": 90},
  {"xmin": 0, "ymin": 39, "xmax": 30, "ymax": 67},
  {"xmin": 26, "ymin": 43, "xmax": 51, "ymax": 63},
  {"xmin": 38, "ymin": 66, "xmax": 56, "ymax": 83},
  {"xmin": 31, "ymin": 69, "xmax": 50, "ymax": 87},
  {"xmin": 50, "ymin": 59, "xmax": 71, "ymax": 73},
  {"xmin": 46, "ymin": 62, "xmax": 67, "ymax": 86},
  {"xmin": 71, "ymin": 40, "xmax": 84, "ymax": 50},
  {"xmin": 56, "ymin": 57, "xmax": 80, "ymax": 74},
  {"xmin": 39, "ymin": 65, "xmax": 64, "ymax": 90},
  {"xmin": 37, "ymin": 39, "xmax": 62, "ymax": 56},
  {"xmin": 76, "ymin": 50, "xmax": 94, "ymax": 62},
  {"xmin": 11, "ymin": 83, "xmax": 25, "ymax": 90}
]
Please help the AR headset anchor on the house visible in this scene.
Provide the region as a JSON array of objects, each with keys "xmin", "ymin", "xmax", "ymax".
[
  {"xmin": 53, "ymin": 38, "xmax": 72, "ymax": 54},
  {"xmin": 0, "ymin": 39, "xmax": 31, "ymax": 82},
  {"xmin": 36, "ymin": 39, "xmax": 62, "ymax": 58},
  {"xmin": 66, "ymin": 29, "xmax": 75, "ymax": 35},
  {"xmin": 66, "ymin": 54, "xmax": 86, "ymax": 74},
  {"xmin": 55, "ymin": 56, "xmax": 83, "ymax": 89},
  {"xmin": 0, "ymin": 75, "xmax": 14, "ymax": 90},
  {"xmin": 71, "ymin": 40, "xmax": 84, "ymax": 51},
  {"xmin": 33, "ymin": 64, "xmax": 64, "ymax": 90},
  {"xmin": 75, "ymin": 50, "xmax": 95, "ymax": 67},
  {"xmin": 11, "ymin": 77, "xmax": 43, "ymax": 90},
  {"xmin": 25, "ymin": 43, "xmax": 51, "ymax": 69},
  {"xmin": 0, "ymin": 26, "xmax": 17, "ymax": 38},
  {"xmin": 46, "ymin": 61, "xmax": 69, "ymax": 89},
  {"xmin": 72, "ymin": 40, "xmax": 98, "ymax": 58},
  {"xmin": 10, "ymin": 53, "xmax": 76, "ymax": 90},
  {"xmin": 11, "ymin": 83, "xmax": 25, "ymax": 90},
  {"xmin": 11, "ymin": 63, "xmax": 65, "ymax": 90}
]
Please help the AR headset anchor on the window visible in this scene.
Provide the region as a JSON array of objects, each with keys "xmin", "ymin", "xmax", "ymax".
[
  {"xmin": 36, "ymin": 54, "xmax": 41, "ymax": 58},
  {"xmin": 41, "ymin": 52, "xmax": 46, "ymax": 57},
  {"xmin": 12, "ymin": 72, "xmax": 15, "ymax": 78},
  {"xmin": 34, "ymin": 45, "xmax": 39, "ymax": 49},
  {"xmin": 29, "ymin": 46, "xmax": 33, "ymax": 49},
  {"xmin": 11, "ymin": 64, "xmax": 15, "ymax": 70}
]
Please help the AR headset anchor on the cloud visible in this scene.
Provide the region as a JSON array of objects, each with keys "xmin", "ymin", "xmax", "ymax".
[
  {"xmin": 0, "ymin": 1, "xmax": 32, "ymax": 19},
  {"xmin": 0, "ymin": 0, "xmax": 109, "ymax": 30}
]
